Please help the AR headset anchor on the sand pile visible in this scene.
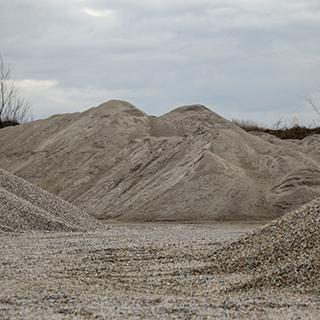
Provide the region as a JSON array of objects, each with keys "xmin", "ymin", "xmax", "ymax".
[
  {"xmin": 210, "ymin": 197, "xmax": 320, "ymax": 292},
  {"xmin": 0, "ymin": 169, "xmax": 102, "ymax": 232},
  {"xmin": 1, "ymin": 100, "xmax": 320, "ymax": 221}
]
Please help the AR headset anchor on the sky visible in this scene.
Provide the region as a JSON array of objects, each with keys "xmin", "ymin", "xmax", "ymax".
[{"xmin": 1, "ymin": 0, "xmax": 320, "ymax": 125}]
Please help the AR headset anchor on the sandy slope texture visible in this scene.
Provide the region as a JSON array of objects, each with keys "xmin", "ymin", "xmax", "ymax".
[
  {"xmin": 1, "ymin": 100, "xmax": 320, "ymax": 221},
  {"xmin": 202, "ymin": 197, "xmax": 320, "ymax": 293},
  {"xmin": 0, "ymin": 169, "xmax": 102, "ymax": 232}
]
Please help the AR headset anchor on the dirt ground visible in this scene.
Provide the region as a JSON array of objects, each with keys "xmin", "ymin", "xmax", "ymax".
[{"xmin": 1, "ymin": 222, "xmax": 319, "ymax": 319}]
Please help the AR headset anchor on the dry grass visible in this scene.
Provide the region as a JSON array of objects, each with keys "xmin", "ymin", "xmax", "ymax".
[
  {"xmin": 233, "ymin": 119, "xmax": 320, "ymax": 140},
  {"xmin": 0, "ymin": 120, "xmax": 19, "ymax": 129}
]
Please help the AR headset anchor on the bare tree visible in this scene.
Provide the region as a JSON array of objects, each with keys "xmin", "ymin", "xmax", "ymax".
[
  {"xmin": 0, "ymin": 55, "xmax": 30, "ymax": 128},
  {"xmin": 306, "ymin": 83, "xmax": 320, "ymax": 121},
  {"xmin": 306, "ymin": 97, "xmax": 320, "ymax": 118}
]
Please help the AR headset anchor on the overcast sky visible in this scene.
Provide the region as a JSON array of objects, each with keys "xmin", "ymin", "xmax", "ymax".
[{"xmin": 1, "ymin": 0, "xmax": 320, "ymax": 125}]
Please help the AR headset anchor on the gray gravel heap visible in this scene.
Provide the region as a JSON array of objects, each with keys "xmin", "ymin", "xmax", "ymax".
[
  {"xmin": 0, "ymin": 169, "xmax": 102, "ymax": 232},
  {"xmin": 209, "ymin": 197, "xmax": 320, "ymax": 292}
]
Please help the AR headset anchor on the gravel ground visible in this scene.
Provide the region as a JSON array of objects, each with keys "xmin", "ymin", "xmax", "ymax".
[{"xmin": 1, "ymin": 222, "xmax": 320, "ymax": 319}]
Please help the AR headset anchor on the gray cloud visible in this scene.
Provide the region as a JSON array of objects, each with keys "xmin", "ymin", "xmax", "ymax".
[{"xmin": 1, "ymin": 0, "xmax": 320, "ymax": 124}]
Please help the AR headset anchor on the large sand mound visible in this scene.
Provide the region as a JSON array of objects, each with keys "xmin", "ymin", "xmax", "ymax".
[
  {"xmin": 0, "ymin": 169, "xmax": 102, "ymax": 232},
  {"xmin": 1, "ymin": 100, "xmax": 320, "ymax": 221},
  {"xmin": 210, "ymin": 197, "xmax": 320, "ymax": 292}
]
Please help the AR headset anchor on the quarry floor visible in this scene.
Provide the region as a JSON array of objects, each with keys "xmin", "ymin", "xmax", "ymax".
[{"xmin": 1, "ymin": 222, "xmax": 319, "ymax": 319}]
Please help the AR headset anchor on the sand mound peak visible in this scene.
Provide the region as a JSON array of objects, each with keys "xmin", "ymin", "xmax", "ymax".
[
  {"xmin": 92, "ymin": 99, "xmax": 147, "ymax": 117},
  {"xmin": 0, "ymin": 169, "xmax": 102, "ymax": 232},
  {"xmin": 162, "ymin": 103, "xmax": 230, "ymax": 125},
  {"xmin": 169, "ymin": 104, "xmax": 212, "ymax": 113}
]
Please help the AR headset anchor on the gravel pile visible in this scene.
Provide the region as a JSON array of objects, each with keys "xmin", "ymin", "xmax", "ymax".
[
  {"xmin": 211, "ymin": 197, "xmax": 320, "ymax": 292},
  {"xmin": 0, "ymin": 169, "xmax": 102, "ymax": 232}
]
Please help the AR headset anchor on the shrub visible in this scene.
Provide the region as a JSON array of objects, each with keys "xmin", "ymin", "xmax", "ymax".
[{"xmin": 233, "ymin": 120, "xmax": 320, "ymax": 140}]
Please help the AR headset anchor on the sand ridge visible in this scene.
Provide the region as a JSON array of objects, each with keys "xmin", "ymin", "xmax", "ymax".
[{"xmin": 1, "ymin": 100, "xmax": 320, "ymax": 221}]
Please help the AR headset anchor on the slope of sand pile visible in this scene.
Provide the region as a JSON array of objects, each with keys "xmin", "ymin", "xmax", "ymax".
[
  {"xmin": 1, "ymin": 100, "xmax": 320, "ymax": 221},
  {"xmin": 0, "ymin": 169, "xmax": 102, "ymax": 232},
  {"xmin": 210, "ymin": 197, "xmax": 320, "ymax": 292}
]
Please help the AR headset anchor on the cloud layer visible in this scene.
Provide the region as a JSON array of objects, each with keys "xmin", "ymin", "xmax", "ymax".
[{"xmin": 1, "ymin": 0, "xmax": 320, "ymax": 124}]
